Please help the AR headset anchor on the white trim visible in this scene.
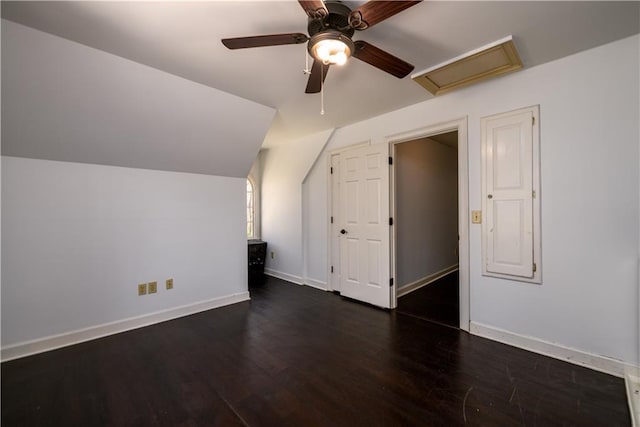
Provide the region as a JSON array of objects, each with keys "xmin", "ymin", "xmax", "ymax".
[
  {"xmin": 265, "ymin": 268, "xmax": 327, "ymax": 290},
  {"xmin": 390, "ymin": 142, "xmax": 397, "ymax": 309},
  {"xmin": 625, "ymin": 368, "xmax": 640, "ymax": 426},
  {"xmin": 1, "ymin": 292, "xmax": 250, "ymax": 362},
  {"xmin": 264, "ymin": 268, "xmax": 303, "ymax": 285},
  {"xmin": 397, "ymin": 265, "xmax": 459, "ymax": 298},
  {"xmin": 458, "ymin": 118, "xmax": 470, "ymax": 332},
  {"xmin": 327, "ymin": 140, "xmax": 371, "ymax": 155},
  {"xmin": 411, "ymin": 35, "xmax": 515, "ymax": 79},
  {"xmin": 304, "ymin": 278, "xmax": 329, "ymax": 291},
  {"xmin": 387, "ymin": 117, "xmax": 470, "ymax": 331},
  {"xmin": 470, "ymin": 321, "xmax": 637, "ymax": 378}
]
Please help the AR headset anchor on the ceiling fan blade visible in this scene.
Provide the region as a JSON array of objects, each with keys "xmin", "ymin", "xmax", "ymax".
[
  {"xmin": 298, "ymin": 0, "xmax": 328, "ymax": 19},
  {"xmin": 305, "ymin": 59, "xmax": 330, "ymax": 94},
  {"xmin": 353, "ymin": 40, "xmax": 414, "ymax": 78},
  {"xmin": 349, "ymin": 1, "xmax": 422, "ymax": 30},
  {"xmin": 222, "ymin": 33, "xmax": 308, "ymax": 50}
]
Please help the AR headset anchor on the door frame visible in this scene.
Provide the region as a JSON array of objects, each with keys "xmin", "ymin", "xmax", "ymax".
[{"xmin": 387, "ymin": 117, "xmax": 470, "ymax": 331}]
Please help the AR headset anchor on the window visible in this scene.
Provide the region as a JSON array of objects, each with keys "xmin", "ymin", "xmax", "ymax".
[{"xmin": 246, "ymin": 178, "xmax": 255, "ymax": 238}]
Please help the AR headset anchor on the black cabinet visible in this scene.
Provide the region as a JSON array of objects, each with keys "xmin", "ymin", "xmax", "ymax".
[{"xmin": 248, "ymin": 239, "xmax": 267, "ymax": 284}]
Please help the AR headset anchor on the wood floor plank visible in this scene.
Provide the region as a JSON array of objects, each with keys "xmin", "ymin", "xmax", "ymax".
[{"xmin": 2, "ymin": 276, "xmax": 631, "ymax": 426}]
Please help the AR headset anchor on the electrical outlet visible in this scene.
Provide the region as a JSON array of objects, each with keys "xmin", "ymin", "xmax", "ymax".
[
  {"xmin": 148, "ymin": 281, "xmax": 157, "ymax": 294},
  {"xmin": 138, "ymin": 283, "xmax": 147, "ymax": 296},
  {"xmin": 166, "ymin": 278, "xmax": 173, "ymax": 290},
  {"xmin": 270, "ymin": 251, "xmax": 275, "ymax": 259}
]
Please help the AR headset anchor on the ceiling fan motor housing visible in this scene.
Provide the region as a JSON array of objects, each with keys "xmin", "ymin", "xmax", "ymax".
[{"xmin": 307, "ymin": 1, "xmax": 355, "ymax": 38}]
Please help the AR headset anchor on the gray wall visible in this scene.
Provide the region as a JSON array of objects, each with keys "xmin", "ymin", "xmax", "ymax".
[{"xmin": 396, "ymin": 137, "xmax": 458, "ymax": 288}]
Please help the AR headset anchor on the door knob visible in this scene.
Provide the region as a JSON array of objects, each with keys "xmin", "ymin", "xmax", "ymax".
[{"xmin": 340, "ymin": 229, "xmax": 347, "ymax": 235}]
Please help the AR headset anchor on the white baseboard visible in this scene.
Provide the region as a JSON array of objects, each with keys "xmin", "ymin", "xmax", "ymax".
[
  {"xmin": 304, "ymin": 278, "xmax": 329, "ymax": 291},
  {"xmin": 470, "ymin": 321, "xmax": 637, "ymax": 378},
  {"xmin": 397, "ymin": 264, "xmax": 459, "ymax": 298},
  {"xmin": 265, "ymin": 269, "xmax": 328, "ymax": 291},
  {"xmin": 264, "ymin": 268, "xmax": 303, "ymax": 285},
  {"xmin": 1, "ymin": 292, "xmax": 250, "ymax": 362},
  {"xmin": 626, "ymin": 367, "xmax": 640, "ymax": 426}
]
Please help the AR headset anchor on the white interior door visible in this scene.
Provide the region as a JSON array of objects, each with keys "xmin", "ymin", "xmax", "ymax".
[
  {"xmin": 483, "ymin": 110, "xmax": 534, "ymax": 278},
  {"xmin": 339, "ymin": 144, "xmax": 391, "ymax": 308}
]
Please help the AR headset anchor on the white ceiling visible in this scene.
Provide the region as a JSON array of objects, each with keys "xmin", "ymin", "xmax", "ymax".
[
  {"xmin": 2, "ymin": 19, "xmax": 276, "ymax": 176},
  {"xmin": 3, "ymin": 1, "xmax": 639, "ymax": 147}
]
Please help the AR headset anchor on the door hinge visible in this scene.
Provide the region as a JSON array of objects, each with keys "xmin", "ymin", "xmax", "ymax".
[
  {"xmin": 330, "ymin": 216, "xmax": 334, "ymax": 224},
  {"xmin": 533, "ymin": 263, "xmax": 537, "ymax": 273},
  {"xmin": 389, "ymin": 217, "xmax": 393, "ymax": 226},
  {"xmin": 331, "ymin": 266, "xmax": 334, "ymax": 273},
  {"xmin": 330, "ymin": 166, "xmax": 333, "ymax": 174},
  {"xmin": 388, "ymin": 156, "xmax": 393, "ymax": 165},
  {"xmin": 532, "ymin": 116, "xmax": 535, "ymax": 126},
  {"xmin": 389, "ymin": 278, "xmax": 394, "ymax": 287},
  {"xmin": 532, "ymin": 190, "xmax": 536, "ymax": 198}
]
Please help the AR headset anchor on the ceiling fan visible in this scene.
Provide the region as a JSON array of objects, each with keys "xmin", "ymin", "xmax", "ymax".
[{"xmin": 221, "ymin": 0, "xmax": 422, "ymax": 94}]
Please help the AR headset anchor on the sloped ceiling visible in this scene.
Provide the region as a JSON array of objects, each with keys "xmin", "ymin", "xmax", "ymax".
[
  {"xmin": 2, "ymin": 20, "xmax": 275, "ymax": 177},
  {"xmin": 2, "ymin": 1, "xmax": 639, "ymax": 152}
]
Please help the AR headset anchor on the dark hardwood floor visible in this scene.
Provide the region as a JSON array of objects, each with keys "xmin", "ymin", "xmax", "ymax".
[
  {"xmin": 397, "ymin": 271, "xmax": 459, "ymax": 328},
  {"xmin": 2, "ymin": 276, "xmax": 630, "ymax": 426}
]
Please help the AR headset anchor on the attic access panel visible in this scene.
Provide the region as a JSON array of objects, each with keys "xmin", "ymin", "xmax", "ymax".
[{"xmin": 412, "ymin": 36, "xmax": 523, "ymax": 96}]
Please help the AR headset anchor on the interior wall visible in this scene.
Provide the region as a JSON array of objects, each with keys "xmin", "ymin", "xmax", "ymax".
[
  {"xmin": 2, "ymin": 156, "xmax": 247, "ymax": 347},
  {"xmin": 1, "ymin": 20, "xmax": 276, "ymax": 351},
  {"xmin": 302, "ymin": 150, "xmax": 330, "ymax": 288},
  {"xmin": 248, "ymin": 152, "xmax": 263, "ymax": 183},
  {"xmin": 301, "ymin": 35, "xmax": 639, "ymax": 365},
  {"xmin": 260, "ymin": 129, "xmax": 333, "ymax": 283},
  {"xmin": 396, "ymin": 137, "xmax": 458, "ymax": 288}
]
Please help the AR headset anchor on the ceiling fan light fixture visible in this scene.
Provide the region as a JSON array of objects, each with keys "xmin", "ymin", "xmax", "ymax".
[{"xmin": 309, "ymin": 31, "xmax": 354, "ymax": 66}]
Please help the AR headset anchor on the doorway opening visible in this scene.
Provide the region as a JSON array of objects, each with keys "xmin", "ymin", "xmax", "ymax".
[
  {"xmin": 389, "ymin": 118, "xmax": 469, "ymax": 330},
  {"xmin": 325, "ymin": 118, "xmax": 469, "ymax": 325},
  {"xmin": 393, "ymin": 131, "xmax": 460, "ymax": 328}
]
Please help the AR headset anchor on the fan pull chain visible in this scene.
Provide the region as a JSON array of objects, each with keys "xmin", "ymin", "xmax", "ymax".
[
  {"xmin": 320, "ymin": 65, "xmax": 325, "ymax": 115},
  {"xmin": 303, "ymin": 49, "xmax": 310, "ymax": 75}
]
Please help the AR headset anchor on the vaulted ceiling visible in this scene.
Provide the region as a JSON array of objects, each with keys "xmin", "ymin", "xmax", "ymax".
[{"xmin": 3, "ymin": 1, "xmax": 639, "ymax": 147}]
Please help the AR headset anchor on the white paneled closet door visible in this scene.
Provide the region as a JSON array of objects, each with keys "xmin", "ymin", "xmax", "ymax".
[{"xmin": 482, "ymin": 106, "xmax": 540, "ymax": 282}]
